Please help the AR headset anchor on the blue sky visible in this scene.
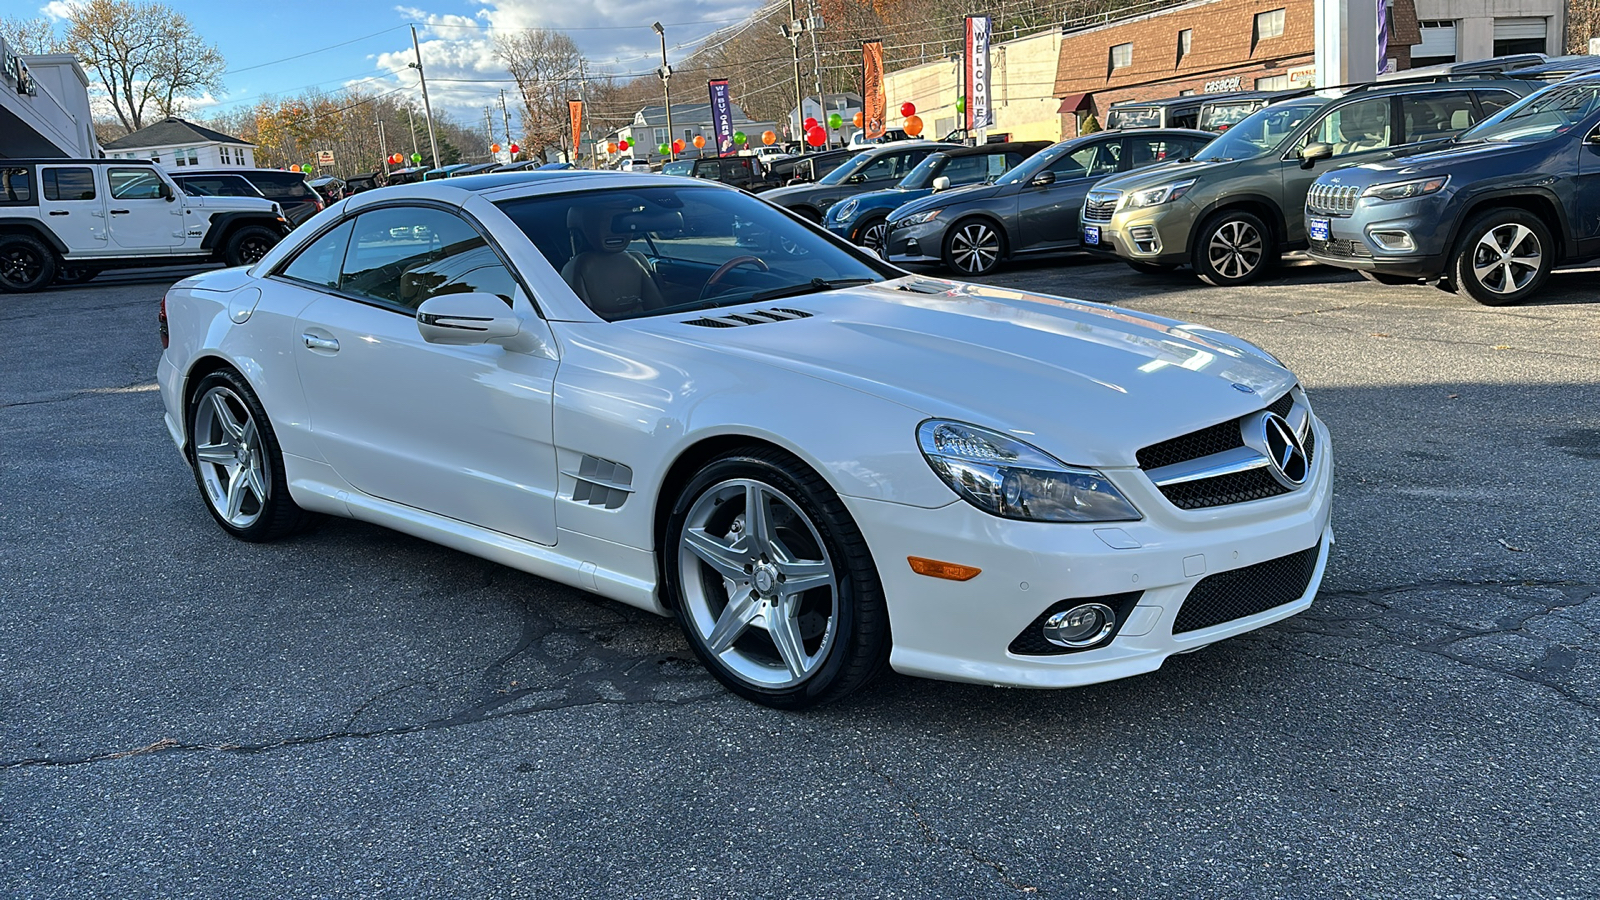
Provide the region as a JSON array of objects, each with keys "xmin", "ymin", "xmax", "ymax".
[{"xmin": 35, "ymin": 0, "xmax": 766, "ymax": 121}]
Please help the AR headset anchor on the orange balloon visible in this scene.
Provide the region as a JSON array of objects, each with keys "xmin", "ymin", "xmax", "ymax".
[
  {"xmin": 761, "ymin": 130, "xmax": 776, "ymax": 145},
  {"xmin": 607, "ymin": 142, "xmax": 618, "ymax": 153},
  {"xmin": 490, "ymin": 143, "xmax": 501, "ymax": 153},
  {"xmin": 904, "ymin": 114, "xmax": 924, "ymax": 136},
  {"xmin": 853, "ymin": 111, "xmax": 863, "ymax": 128},
  {"xmin": 692, "ymin": 134, "xmax": 706, "ymax": 149}
]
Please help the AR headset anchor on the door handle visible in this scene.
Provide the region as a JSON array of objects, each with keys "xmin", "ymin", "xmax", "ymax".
[
  {"xmin": 302, "ymin": 333, "xmax": 339, "ymax": 352},
  {"xmin": 48, "ymin": 211, "xmax": 69, "ymax": 216},
  {"xmin": 109, "ymin": 209, "xmax": 130, "ymax": 215}
]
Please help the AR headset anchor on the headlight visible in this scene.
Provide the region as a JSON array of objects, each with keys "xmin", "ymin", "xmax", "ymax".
[
  {"xmin": 835, "ymin": 198, "xmax": 859, "ymax": 221},
  {"xmin": 1125, "ymin": 178, "xmax": 1197, "ymax": 209},
  {"xmin": 917, "ymin": 420, "xmax": 1141, "ymax": 523},
  {"xmin": 894, "ymin": 209, "xmax": 940, "ymax": 228},
  {"xmin": 1361, "ymin": 176, "xmax": 1448, "ymax": 201}
]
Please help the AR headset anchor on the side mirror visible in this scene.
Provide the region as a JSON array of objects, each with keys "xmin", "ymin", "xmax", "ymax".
[
  {"xmin": 847, "ymin": 172, "xmax": 868, "ymax": 184},
  {"xmin": 931, "ymin": 176, "xmax": 951, "ymax": 192},
  {"xmin": 416, "ymin": 293, "xmax": 520, "ymax": 346},
  {"xmin": 1586, "ymin": 128, "xmax": 1600, "ymax": 146},
  {"xmin": 1031, "ymin": 171, "xmax": 1056, "ymax": 187},
  {"xmin": 1299, "ymin": 142, "xmax": 1333, "ymax": 169},
  {"xmin": 160, "ymin": 182, "xmax": 175, "ymax": 201}
]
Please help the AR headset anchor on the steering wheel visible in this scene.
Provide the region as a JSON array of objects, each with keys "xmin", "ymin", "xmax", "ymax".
[{"xmin": 699, "ymin": 255, "xmax": 769, "ymax": 300}]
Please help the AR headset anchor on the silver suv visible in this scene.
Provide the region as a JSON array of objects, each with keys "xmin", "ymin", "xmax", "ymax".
[{"xmin": 0, "ymin": 159, "xmax": 289, "ymax": 292}]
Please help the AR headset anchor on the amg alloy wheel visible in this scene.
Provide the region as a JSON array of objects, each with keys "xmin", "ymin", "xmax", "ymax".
[
  {"xmin": 187, "ymin": 370, "xmax": 319, "ymax": 541},
  {"xmin": 666, "ymin": 450, "xmax": 889, "ymax": 708},
  {"xmin": 1194, "ymin": 211, "xmax": 1273, "ymax": 286},
  {"xmin": 943, "ymin": 220, "xmax": 1002, "ymax": 275},
  {"xmin": 1450, "ymin": 209, "xmax": 1552, "ymax": 307}
]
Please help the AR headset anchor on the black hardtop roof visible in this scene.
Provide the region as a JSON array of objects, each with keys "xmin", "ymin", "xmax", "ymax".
[
  {"xmin": 1506, "ymin": 55, "xmax": 1600, "ymax": 77},
  {"xmin": 184, "ymin": 167, "xmax": 308, "ymax": 177},
  {"xmin": 1200, "ymin": 89, "xmax": 1314, "ymax": 104},
  {"xmin": 1109, "ymin": 95, "xmax": 1205, "ymax": 110},
  {"xmin": 1, "ymin": 158, "xmax": 156, "ymax": 165}
]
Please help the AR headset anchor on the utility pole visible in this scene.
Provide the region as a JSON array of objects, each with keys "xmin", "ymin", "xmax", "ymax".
[
  {"xmin": 580, "ymin": 60, "xmax": 593, "ymax": 169},
  {"xmin": 807, "ymin": 0, "xmax": 827, "ymax": 148},
  {"xmin": 652, "ymin": 22, "xmax": 674, "ymax": 161},
  {"xmin": 484, "ymin": 107, "xmax": 495, "ymax": 161},
  {"xmin": 499, "ymin": 89, "xmax": 513, "ymax": 158},
  {"xmin": 781, "ymin": 1, "xmax": 807, "ymax": 152},
  {"xmin": 406, "ymin": 105, "xmax": 420, "ymax": 162},
  {"xmin": 377, "ymin": 118, "xmax": 389, "ymax": 178},
  {"xmin": 409, "ymin": 25, "xmax": 441, "ymax": 167}
]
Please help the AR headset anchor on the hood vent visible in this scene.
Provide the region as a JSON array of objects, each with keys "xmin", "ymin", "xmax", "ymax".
[{"xmin": 683, "ymin": 308, "xmax": 812, "ymax": 328}]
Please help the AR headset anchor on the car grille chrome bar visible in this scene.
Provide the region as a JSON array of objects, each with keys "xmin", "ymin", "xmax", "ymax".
[
  {"xmin": 1307, "ymin": 183, "xmax": 1360, "ymax": 215},
  {"xmin": 1136, "ymin": 387, "xmax": 1316, "ymax": 510}
]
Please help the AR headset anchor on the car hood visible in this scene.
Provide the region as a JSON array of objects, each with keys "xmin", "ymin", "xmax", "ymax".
[
  {"xmin": 1093, "ymin": 157, "xmax": 1242, "ymax": 194},
  {"xmin": 1320, "ymin": 139, "xmax": 1529, "ymax": 185},
  {"xmin": 761, "ymin": 183, "xmax": 835, "ymax": 204},
  {"xmin": 889, "ymin": 183, "xmax": 1004, "ymax": 219},
  {"xmin": 632, "ymin": 277, "xmax": 1293, "ymax": 467}
]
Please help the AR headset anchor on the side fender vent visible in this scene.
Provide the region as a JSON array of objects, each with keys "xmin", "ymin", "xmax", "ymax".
[
  {"xmin": 565, "ymin": 455, "xmax": 634, "ymax": 510},
  {"xmin": 683, "ymin": 307, "xmax": 813, "ymax": 328}
]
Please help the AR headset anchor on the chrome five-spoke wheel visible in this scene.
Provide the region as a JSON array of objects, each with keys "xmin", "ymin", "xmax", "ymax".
[
  {"xmin": 1471, "ymin": 223, "xmax": 1540, "ymax": 295},
  {"xmin": 193, "ymin": 385, "xmax": 270, "ymax": 529},
  {"xmin": 944, "ymin": 221, "xmax": 1002, "ymax": 275},
  {"xmin": 678, "ymin": 478, "xmax": 838, "ymax": 689},
  {"xmin": 1450, "ymin": 209, "xmax": 1554, "ymax": 307}
]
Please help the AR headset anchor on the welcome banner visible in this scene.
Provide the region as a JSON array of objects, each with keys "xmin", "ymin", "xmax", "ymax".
[
  {"xmin": 862, "ymin": 40, "xmax": 886, "ymax": 140},
  {"xmin": 965, "ymin": 16, "xmax": 993, "ymax": 130}
]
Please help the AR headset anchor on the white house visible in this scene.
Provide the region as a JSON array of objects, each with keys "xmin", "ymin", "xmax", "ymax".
[{"xmin": 101, "ymin": 117, "xmax": 256, "ymax": 170}]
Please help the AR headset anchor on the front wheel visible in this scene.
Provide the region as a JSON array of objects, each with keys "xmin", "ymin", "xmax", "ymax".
[
  {"xmin": 943, "ymin": 219, "xmax": 1004, "ymax": 276},
  {"xmin": 1449, "ymin": 209, "xmax": 1553, "ymax": 306},
  {"xmin": 0, "ymin": 234, "xmax": 58, "ymax": 293},
  {"xmin": 1192, "ymin": 210, "xmax": 1275, "ymax": 286},
  {"xmin": 223, "ymin": 225, "xmax": 279, "ymax": 268},
  {"xmin": 187, "ymin": 369, "xmax": 320, "ymax": 541},
  {"xmin": 856, "ymin": 216, "xmax": 888, "ymax": 254},
  {"xmin": 664, "ymin": 449, "xmax": 890, "ymax": 708}
]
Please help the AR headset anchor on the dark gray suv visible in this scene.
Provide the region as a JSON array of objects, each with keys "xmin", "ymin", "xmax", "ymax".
[{"xmin": 1306, "ymin": 73, "xmax": 1600, "ymax": 305}]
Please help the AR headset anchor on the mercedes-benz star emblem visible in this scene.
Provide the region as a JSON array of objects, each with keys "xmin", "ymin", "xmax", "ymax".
[{"xmin": 1259, "ymin": 413, "xmax": 1309, "ymax": 487}]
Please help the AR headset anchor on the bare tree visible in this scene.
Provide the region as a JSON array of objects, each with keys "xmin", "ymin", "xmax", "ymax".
[
  {"xmin": 495, "ymin": 28, "xmax": 585, "ymax": 159},
  {"xmin": 1572, "ymin": 0, "xmax": 1600, "ymax": 53},
  {"xmin": 1, "ymin": 16, "xmax": 61, "ymax": 55},
  {"xmin": 61, "ymin": 0, "xmax": 225, "ymax": 132}
]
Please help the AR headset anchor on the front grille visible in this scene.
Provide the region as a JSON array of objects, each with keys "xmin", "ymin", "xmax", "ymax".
[
  {"xmin": 1083, "ymin": 191, "xmax": 1119, "ymax": 222},
  {"xmin": 1137, "ymin": 386, "xmax": 1317, "ymax": 510},
  {"xmin": 1136, "ymin": 419, "xmax": 1244, "ymax": 471},
  {"xmin": 1172, "ymin": 541, "xmax": 1322, "ymax": 634},
  {"xmin": 1307, "ymin": 183, "xmax": 1360, "ymax": 215},
  {"xmin": 1008, "ymin": 592, "xmax": 1143, "ymax": 656},
  {"xmin": 1308, "ymin": 237, "xmax": 1372, "ymax": 259},
  {"xmin": 1158, "ymin": 468, "xmax": 1290, "ymax": 509}
]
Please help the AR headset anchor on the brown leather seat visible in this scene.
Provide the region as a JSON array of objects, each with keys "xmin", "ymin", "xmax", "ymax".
[{"xmin": 560, "ymin": 204, "xmax": 664, "ymax": 317}]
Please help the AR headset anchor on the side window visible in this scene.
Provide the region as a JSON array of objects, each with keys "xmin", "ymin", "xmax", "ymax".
[
  {"xmin": 279, "ymin": 219, "xmax": 353, "ymax": 289},
  {"xmin": 0, "ymin": 167, "xmax": 32, "ymax": 205},
  {"xmin": 341, "ymin": 207, "xmax": 514, "ymax": 311},
  {"xmin": 1307, "ymin": 97, "xmax": 1393, "ymax": 156},
  {"xmin": 1051, "ymin": 141, "xmax": 1120, "ymax": 179},
  {"xmin": 42, "ymin": 168, "xmax": 96, "ymax": 201},
  {"xmin": 942, "ymin": 154, "xmax": 989, "ymax": 185},
  {"xmin": 1476, "ymin": 90, "xmax": 1517, "ymax": 118},
  {"xmin": 108, "ymin": 168, "xmax": 167, "ymax": 200},
  {"xmin": 1127, "ymin": 138, "xmax": 1180, "ymax": 168},
  {"xmin": 1403, "ymin": 91, "xmax": 1477, "ymax": 142},
  {"xmin": 858, "ymin": 153, "xmax": 900, "ymax": 181}
]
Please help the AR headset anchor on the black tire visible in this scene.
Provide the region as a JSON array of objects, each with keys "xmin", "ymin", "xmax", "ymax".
[
  {"xmin": 1192, "ymin": 209, "xmax": 1276, "ymax": 287},
  {"xmin": 1448, "ymin": 208, "xmax": 1554, "ymax": 307},
  {"xmin": 855, "ymin": 215, "xmax": 889, "ymax": 253},
  {"xmin": 0, "ymin": 234, "xmax": 58, "ymax": 293},
  {"xmin": 1127, "ymin": 261, "xmax": 1177, "ymax": 275},
  {"xmin": 942, "ymin": 218, "xmax": 1005, "ymax": 276},
  {"xmin": 54, "ymin": 266, "xmax": 99, "ymax": 285},
  {"xmin": 223, "ymin": 225, "xmax": 279, "ymax": 268},
  {"xmin": 1358, "ymin": 270, "xmax": 1416, "ymax": 286},
  {"xmin": 186, "ymin": 369, "xmax": 321, "ymax": 542},
  {"xmin": 663, "ymin": 447, "xmax": 890, "ymax": 709}
]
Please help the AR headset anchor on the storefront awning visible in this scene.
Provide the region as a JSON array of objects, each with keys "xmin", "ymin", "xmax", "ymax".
[{"xmin": 1057, "ymin": 93, "xmax": 1091, "ymax": 114}]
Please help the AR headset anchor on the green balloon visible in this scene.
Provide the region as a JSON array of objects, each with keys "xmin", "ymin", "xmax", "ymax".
[
  {"xmin": 956, "ymin": 97, "xmax": 966, "ymax": 114},
  {"xmin": 411, "ymin": 153, "xmax": 421, "ymax": 164},
  {"xmin": 732, "ymin": 131, "xmax": 747, "ymax": 145},
  {"xmin": 659, "ymin": 142, "xmax": 670, "ymax": 155},
  {"xmin": 827, "ymin": 113, "xmax": 843, "ymax": 130}
]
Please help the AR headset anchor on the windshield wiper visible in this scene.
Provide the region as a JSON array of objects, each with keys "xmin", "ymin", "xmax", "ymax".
[{"xmin": 738, "ymin": 277, "xmax": 878, "ymax": 305}]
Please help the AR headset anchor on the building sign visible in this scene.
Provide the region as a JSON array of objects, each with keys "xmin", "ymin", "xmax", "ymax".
[
  {"xmin": 1, "ymin": 37, "xmax": 36, "ymax": 96},
  {"xmin": 1204, "ymin": 76, "xmax": 1243, "ymax": 93},
  {"xmin": 862, "ymin": 40, "xmax": 886, "ymax": 140},
  {"xmin": 965, "ymin": 16, "xmax": 993, "ymax": 129},
  {"xmin": 316, "ymin": 150, "xmax": 335, "ymax": 166},
  {"xmin": 707, "ymin": 79, "xmax": 734, "ymax": 154},
  {"xmin": 1287, "ymin": 66, "xmax": 1317, "ymax": 87}
]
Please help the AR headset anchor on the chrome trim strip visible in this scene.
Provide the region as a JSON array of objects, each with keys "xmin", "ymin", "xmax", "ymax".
[{"xmin": 1148, "ymin": 445, "xmax": 1271, "ymax": 487}]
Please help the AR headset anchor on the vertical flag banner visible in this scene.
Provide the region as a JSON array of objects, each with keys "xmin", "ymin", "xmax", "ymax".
[
  {"xmin": 1376, "ymin": 0, "xmax": 1390, "ymax": 74},
  {"xmin": 862, "ymin": 40, "xmax": 886, "ymax": 140},
  {"xmin": 965, "ymin": 16, "xmax": 993, "ymax": 130},
  {"xmin": 568, "ymin": 100, "xmax": 583, "ymax": 158},
  {"xmin": 708, "ymin": 79, "xmax": 735, "ymax": 154}
]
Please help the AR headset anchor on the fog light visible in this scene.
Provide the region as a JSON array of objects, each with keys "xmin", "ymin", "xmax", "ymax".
[
  {"xmin": 1042, "ymin": 602, "xmax": 1116, "ymax": 648},
  {"xmin": 1128, "ymin": 225, "xmax": 1161, "ymax": 254},
  {"xmin": 1369, "ymin": 230, "xmax": 1414, "ymax": 251}
]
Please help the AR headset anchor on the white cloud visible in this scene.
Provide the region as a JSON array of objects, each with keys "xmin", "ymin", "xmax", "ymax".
[{"xmin": 40, "ymin": 1, "xmax": 75, "ymax": 20}]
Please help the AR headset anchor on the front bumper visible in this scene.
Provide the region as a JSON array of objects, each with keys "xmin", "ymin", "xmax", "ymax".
[
  {"xmin": 1304, "ymin": 204, "xmax": 1450, "ymax": 279},
  {"xmin": 884, "ymin": 220, "xmax": 947, "ymax": 265},
  {"xmin": 1081, "ymin": 200, "xmax": 1197, "ymax": 267},
  {"xmin": 844, "ymin": 416, "xmax": 1334, "ymax": 688}
]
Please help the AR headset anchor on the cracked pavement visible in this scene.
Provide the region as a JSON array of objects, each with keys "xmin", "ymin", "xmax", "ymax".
[{"xmin": 2, "ymin": 260, "xmax": 1598, "ymax": 899}]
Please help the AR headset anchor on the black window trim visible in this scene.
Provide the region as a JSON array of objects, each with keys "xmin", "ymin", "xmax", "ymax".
[{"xmin": 268, "ymin": 198, "xmax": 546, "ymax": 319}]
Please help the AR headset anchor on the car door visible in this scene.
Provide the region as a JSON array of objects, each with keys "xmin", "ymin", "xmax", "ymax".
[
  {"xmin": 1279, "ymin": 96, "xmax": 1399, "ymax": 244},
  {"xmin": 288, "ymin": 204, "xmax": 560, "ymax": 545},
  {"xmin": 1578, "ymin": 111, "xmax": 1600, "ymax": 258},
  {"xmin": 104, "ymin": 167, "xmax": 182, "ymax": 252},
  {"xmin": 36, "ymin": 165, "xmax": 108, "ymax": 255},
  {"xmin": 1016, "ymin": 139, "xmax": 1121, "ymax": 251}
]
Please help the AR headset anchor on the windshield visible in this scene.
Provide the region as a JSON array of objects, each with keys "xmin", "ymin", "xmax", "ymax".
[
  {"xmin": 898, "ymin": 154, "xmax": 950, "ymax": 189},
  {"xmin": 1194, "ymin": 101, "xmax": 1321, "ymax": 160},
  {"xmin": 817, "ymin": 152, "xmax": 873, "ymax": 185},
  {"xmin": 1108, "ymin": 107, "xmax": 1162, "ymax": 129},
  {"xmin": 496, "ymin": 185, "xmax": 886, "ymax": 322},
  {"xmin": 1200, "ymin": 100, "xmax": 1265, "ymax": 131},
  {"xmin": 1458, "ymin": 82, "xmax": 1600, "ymax": 143},
  {"xmin": 997, "ymin": 144, "xmax": 1069, "ymax": 185}
]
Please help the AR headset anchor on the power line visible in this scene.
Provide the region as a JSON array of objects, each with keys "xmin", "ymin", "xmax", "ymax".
[{"xmin": 222, "ymin": 25, "xmax": 412, "ymax": 75}]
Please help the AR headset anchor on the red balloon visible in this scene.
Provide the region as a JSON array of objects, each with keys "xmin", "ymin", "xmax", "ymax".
[
  {"xmin": 805, "ymin": 125, "xmax": 827, "ymax": 147},
  {"xmin": 803, "ymin": 116, "xmax": 818, "ymax": 131},
  {"xmin": 900, "ymin": 102, "xmax": 916, "ymax": 118},
  {"xmin": 672, "ymin": 138, "xmax": 685, "ymax": 153},
  {"xmin": 508, "ymin": 143, "xmax": 520, "ymax": 154},
  {"xmin": 618, "ymin": 140, "xmax": 629, "ymax": 151}
]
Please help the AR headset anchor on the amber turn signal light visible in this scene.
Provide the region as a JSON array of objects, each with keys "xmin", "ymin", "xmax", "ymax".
[{"xmin": 907, "ymin": 557, "xmax": 982, "ymax": 581}]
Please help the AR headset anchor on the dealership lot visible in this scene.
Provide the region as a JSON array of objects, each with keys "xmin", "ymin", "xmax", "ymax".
[{"xmin": 3, "ymin": 258, "xmax": 1597, "ymax": 898}]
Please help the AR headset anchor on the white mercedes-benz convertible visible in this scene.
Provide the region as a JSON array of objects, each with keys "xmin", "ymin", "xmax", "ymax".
[{"xmin": 158, "ymin": 171, "xmax": 1333, "ymax": 708}]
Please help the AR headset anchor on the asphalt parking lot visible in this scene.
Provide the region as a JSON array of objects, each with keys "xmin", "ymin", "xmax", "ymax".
[{"xmin": 3, "ymin": 256, "xmax": 1598, "ymax": 899}]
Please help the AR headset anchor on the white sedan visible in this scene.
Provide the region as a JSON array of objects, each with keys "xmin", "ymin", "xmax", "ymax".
[{"xmin": 157, "ymin": 171, "xmax": 1333, "ymax": 708}]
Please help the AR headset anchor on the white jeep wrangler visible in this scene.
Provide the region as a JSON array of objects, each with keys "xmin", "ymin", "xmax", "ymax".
[{"xmin": 0, "ymin": 159, "xmax": 292, "ymax": 292}]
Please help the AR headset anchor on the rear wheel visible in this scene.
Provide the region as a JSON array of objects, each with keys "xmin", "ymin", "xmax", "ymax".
[
  {"xmin": 187, "ymin": 369, "xmax": 320, "ymax": 542},
  {"xmin": 0, "ymin": 234, "xmax": 57, "ymax": 293},
  {"xmin": 1192, "ymin": 210, "xmax": 1275, "ymax": 286},
  {"xmin": 943, "ymin": 219, "xmax": 1004, "ymax": 276},
  {"xmin": 664, "ymin": 448, "xmax": 890, "ymax": 708},
  {"xmin": 1449, "ymin": 209, "xmax": 1553, "ymax": 306},
  {"xmin": 223, "ymin": 225, "xmax": 278, "ymax": 268}
]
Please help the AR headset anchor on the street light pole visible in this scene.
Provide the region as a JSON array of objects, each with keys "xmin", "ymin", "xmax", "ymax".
[
  {"xmin": 376, "ymin": 118, "xmax": 389, "ymax": 178},
  {"xmin": 781, "ymin": 1, "xmax": 809, "ymax": 153},
  {"xmin": 653, "ymin": 22, "xmax": 674, "ymax": 161},
  {"xmin": 409, "ymin": 24, "xmax": 441, "ymax": 168},
  {"xmin": 406, "ymin": 105, "xmax": 420, "ymax": 163},
  {"xmin": 499, "ymin": 89, "xmax": 513, "ymax": 159}
]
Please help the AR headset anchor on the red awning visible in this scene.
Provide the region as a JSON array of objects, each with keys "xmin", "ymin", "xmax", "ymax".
[{"xmin": 1057, "ymin": 93, "xmax": 1091, "ymax": 114}]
